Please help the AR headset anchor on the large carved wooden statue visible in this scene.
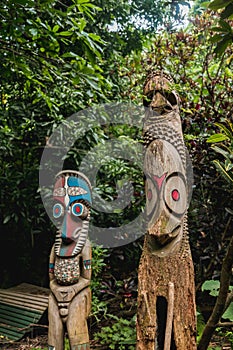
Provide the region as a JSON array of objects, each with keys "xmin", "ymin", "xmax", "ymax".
[
  {"xmin": 137, "ymin": 72, "xmax": 196, "ymax": 349},
  {"xmin": 48, "ymin": 170, "xmax": 92, "ymax": 350}
]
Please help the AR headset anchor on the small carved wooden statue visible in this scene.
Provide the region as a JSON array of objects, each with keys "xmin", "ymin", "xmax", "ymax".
[{"xmin": 48, "ymin": 170, "xmax": 92, "ymax": 350}]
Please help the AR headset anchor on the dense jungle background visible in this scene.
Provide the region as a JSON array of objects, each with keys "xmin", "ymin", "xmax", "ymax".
[{"xmin": 0, "ymin": 0, "xmax": 233, "ymax": 349}]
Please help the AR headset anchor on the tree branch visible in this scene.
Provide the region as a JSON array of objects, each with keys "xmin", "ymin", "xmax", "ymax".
[{"xmin": 198, "ymin": 234, "xmax": 233, "ymax": 350}]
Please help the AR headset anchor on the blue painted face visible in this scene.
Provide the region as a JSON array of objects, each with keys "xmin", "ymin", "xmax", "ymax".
[
  {"xmin": 67, "ymin": 176, "xmax": 92, "ymax": 206},
  {"xmin": 52, "ymin": 171, "xmax": 92, "ymax": 257}
]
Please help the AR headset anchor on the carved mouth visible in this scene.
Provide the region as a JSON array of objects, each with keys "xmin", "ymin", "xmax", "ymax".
[
  {"xmin": 148, "ymin": 225, "xmax": 182, "ymax": 257},
  {"xmin": 61, "ymin": 228, "xmax": 82, "ymax": 245},
  {"xmin": 62, "ymin": 237, "xmax": 74, "ymax": 245}
]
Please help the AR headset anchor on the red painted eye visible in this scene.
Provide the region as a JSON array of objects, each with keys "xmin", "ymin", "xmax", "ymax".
[
  {"xmin": 172, "ymin": 189, "xmax": 180, "ymax": 201},
  {"xmin": 147, "ymin": 189, "xmax": 152, "ymax": 201},
  {"xmin": 53, "ymin": 203, "xmax": 64, "ymax": 218},
  {"xmin": 164, "ymin": 175, "xmax": 187, "ymax": 215},
  {"xmin": 71, "ymin": 203, "xmax": 84, "ymax": 217}
]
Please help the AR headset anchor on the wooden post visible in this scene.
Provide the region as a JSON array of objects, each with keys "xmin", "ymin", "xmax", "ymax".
[
  {"xmin": 136, "ymin": 71, "xmax": 197, "ymax": 350},
  {"xmin": 48, "ymin": 170, "xmax": 92, "ymax": 350}
]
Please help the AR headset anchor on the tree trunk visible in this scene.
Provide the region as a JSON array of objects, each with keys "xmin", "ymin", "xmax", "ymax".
[
  {"xmin": 197, "ymin": 234, "xmax": 233, "ymax": 350},
  {"xmin": 137, "ymin": 235, "xmax": 196, "ymax": 349}
]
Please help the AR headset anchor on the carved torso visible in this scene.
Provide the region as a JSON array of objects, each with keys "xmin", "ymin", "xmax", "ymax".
[{"xmin": 54, "ymin": 255, "xmax": 80, "ymax": 285}]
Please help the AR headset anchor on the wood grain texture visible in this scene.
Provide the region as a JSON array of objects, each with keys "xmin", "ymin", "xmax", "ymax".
[
  {"xmin": 137, "ymin": 71, "xmax": 196, "ymax": 350},
  {"xmin": 48, "ymin": 171, "xmax": 92, "ymax": 350}
]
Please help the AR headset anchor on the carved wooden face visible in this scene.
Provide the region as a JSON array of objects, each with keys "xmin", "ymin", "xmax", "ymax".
[
  {"xmin": 143, "ymin": 72, "xmax": 179, "ymax": 116},
  {"xmin": 144, "ymin": 140, "xmax": 187, "ymax": 256},
  {"xmin": 52, "ymin": 171, "xmax": 92, "ymax": 257}
]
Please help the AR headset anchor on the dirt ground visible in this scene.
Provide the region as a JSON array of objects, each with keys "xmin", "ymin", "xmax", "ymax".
[
  {"xmin": 0, "ymin": 333, "xmax": 232, "ymax": 350},
  {"xmin": 0, "ymin": 333, "xmax": 105, "ymax": 349}
]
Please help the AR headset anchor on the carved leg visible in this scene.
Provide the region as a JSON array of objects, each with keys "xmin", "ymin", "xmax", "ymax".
[
  {"xmin": 67, "ymin": 287, "xmax": 91, "ymax": 349},
  {"xmin": 136, "ymin": 288, "xmax": 158, "ymax": 350},
  {"xmin": 48, "ymin": 293, "xmax": 64, "ymax": 350}
]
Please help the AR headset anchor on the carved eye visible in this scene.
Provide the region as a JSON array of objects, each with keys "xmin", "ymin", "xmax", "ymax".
[
  {"xmin": 143, "ymin": 92, "xmax": 154, "ymax": 107},
  {"xmin": 146, "ymin": 177, "xmax": 158, "ymax": 218},
  {"xmin": 53, "ymin": 203, "xmax": 64, "ymax": 219},
  {"xmin": 71, "ymin": 203, "xmax": 84, "ymax": 216},
  {"xmin": 71, "ymin": 202, "xmax": 88, "ymax": 219},
  {"xmin": 164, "ymin": 174, "xmax": 187, "ymax": 216},
  {"xmin": 164, "ymin": 91, "xmax": 179, "ymax": 106}
]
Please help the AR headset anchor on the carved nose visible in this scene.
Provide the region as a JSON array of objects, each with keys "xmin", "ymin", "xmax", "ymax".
[
  {"xmin": 153, "ymin": 173, "xmax": 167, "ymax": 190},
  {"xmin": 61, "ymin": 212, "xmax": 78, "ymax": 241}
]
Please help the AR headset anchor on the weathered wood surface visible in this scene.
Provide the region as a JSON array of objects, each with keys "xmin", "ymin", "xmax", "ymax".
[
  {"xmin": 48, "ymin": 170, "xmax": 92, "ymax": 350},
  {"xmin": 0, "ymin": 283, "xmax": 49, "ymax": 341},
  {"xmin": 136, "ymin": 72, "xmax": 196, "ymax": 350}
]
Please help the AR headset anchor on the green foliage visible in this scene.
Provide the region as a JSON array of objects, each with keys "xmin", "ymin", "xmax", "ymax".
[
  {"xmin": 0, "ymin": 0, "xmax": 111, "ymax": 287},
  {"xmin": 202, "ymin": 280, "xmax": 221, "ymax": 296},
  {"xmin": 197, "ymin": 310, "xmax": 206, "ymax": 343},
  {"xmin": 0, "ymin": 0, "xmax": 108, "ymax": 112},
  {"xmin": 222, "ymin": 303, "xmax": 233, "ymax": 321},
  {"xmin": 225, "ymin": 330, "xmax": 233, "ymax": 346},
  {"xmin": 86, "ymin": 0, "xmax": 189, "ymax": 56},
  {"xmin": 208, "ymin": 0, "xmax": 233, "ymax": 54},
  {"xmin": 207, "ymin": 120, "xmax": 233, "ymax": 185},
  {"xmin": 90, "ymin": 245, "xmax": 109, "ymax": 321},
  {"xmin": 94, "ymin": 315, "xmax": 136, "ymax": 349},
  {"xmin": 201, "ymin": 280, "xmax": 233, "ymax": 321},
  {"xmin": 30, "ymin": 337, "xmax": 70, "ymax": 349},
  {"xmin": 214, "ymin": 327, "xmax": 233, "ymax": 346}
]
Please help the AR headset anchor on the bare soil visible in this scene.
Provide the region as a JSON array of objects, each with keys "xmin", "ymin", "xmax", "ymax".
[{"xmin": 0, "ymin": 333, "xmax": 232, "ymax": 350}]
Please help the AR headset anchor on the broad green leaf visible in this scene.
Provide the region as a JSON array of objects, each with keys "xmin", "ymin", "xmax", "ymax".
[
  {"xmin": 210, "ymin": 33, "xmax": 223, "ymax": 43},
  {"xmin": 219, "ymin": 19, "xmax": 232, "ymax": 32},
  {"xmin": 215, "ymin": 122, "xmax": 232, "ymax": 138},
  {"xmin": 214, "ymin": 35, "xmax": 232, "ymax": 55},
  {"xmin": 84, "ymin": 3, "xmax": 102, "ymax": 11},
  {"xmin": 222, "ymin": 302, "xmax": 233, "ymax": 321},
  {"xmin": 211, "ymin": 145, "xmax": 230, "ymax": 158},
  {"xmin": 201, "ymin": 280, "xmax": 220, "ymax": 297},
  {"xmin": 201, "ymin": 1, "xmax": 212, "ymax": 8},
  {"xmin": 89, "ymin": 33, "xmax": 104, "ymax": 43},
  {"xmin": 209, "ymin": 0, "xmax": 233, "ymax": 10},
  {"xmin": 225, "ymin": 159, "xmax": 233, "ymax": 171},
  {"xmin": 83, "ymin": 76, "xmax": 101, "ymax": 91},
  {"xmin": 57, "ymin": 31, "xmax": 73, "ymax": 36},
  {"xmin": 211, "ymin": 26, "xmax": 228, "ymax": 32},
  {"xmin": 221, "ymin": 3, "xmax": 233, "ymax": 19},
  {"xmin": 79, "ymin": 18, "xmax": 86, "ymax": 31},
  {"xmin": 207, "ymin": 134, "xmax": 229, "ymax": 142},
  {"xmin": 3, "ymin": 215, "xmax": 11, "ymax": 224},
  {"xmin": 225, "ymin": 67, "xmax": 233, "ymax": 77},
  {"xmin": 213, "ymin": 160, "xmax": 233, "ymax": 184},
  {"xmin": 52, "ymin": 25, "xmax": 59, "ymax": 33}
]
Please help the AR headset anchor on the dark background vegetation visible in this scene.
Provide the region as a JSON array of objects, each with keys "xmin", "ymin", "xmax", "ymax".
[{"xmin": 0, "ymin": 0, "xmax": 233, "ymax": 348}]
